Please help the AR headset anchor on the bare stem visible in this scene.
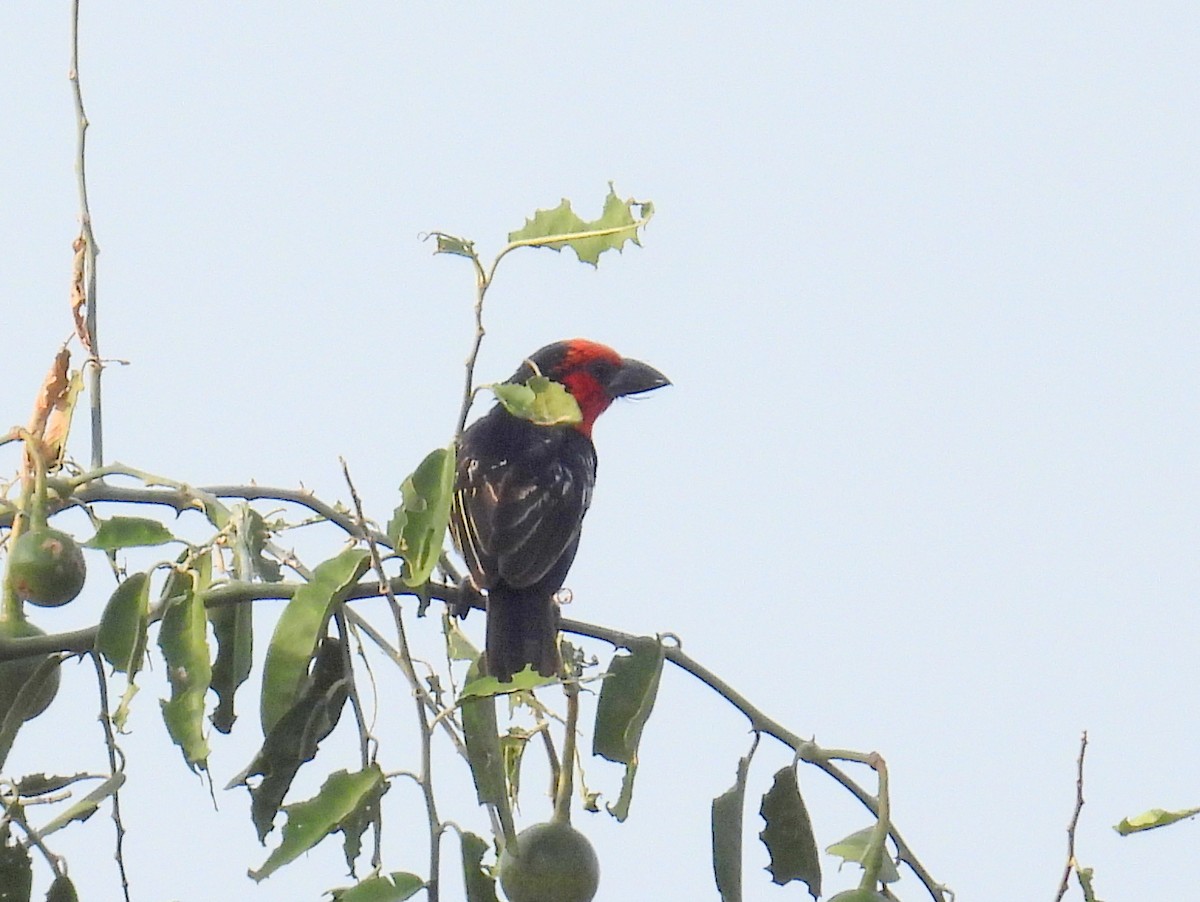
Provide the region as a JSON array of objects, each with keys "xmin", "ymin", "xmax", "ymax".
[
  {"xmin": 1053, "ymin": 731, "xmax": 1089, "ymax": 902},
  {"xmin": 89, "ymin": 651, "xmax": 130, "ymax": 902},
  {"xmin": 69, "ymin": 0, "xmax": 103, "ymax": 470},
  {"xmin": 454, "ymin": 251, "xmax": 491, "ymax": 439}
]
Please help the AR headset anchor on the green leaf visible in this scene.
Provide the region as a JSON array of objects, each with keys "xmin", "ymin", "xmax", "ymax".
[
  {"xmin": 759, "ymin": 766, "xmax": 821, "ymax": 897},
  {"xmin": 500, "ymin": 728, "xmax": 535, "ymax": 813},
  {"xmin": 593, "ymin": 637, "xmax": 664, "ymax": 765},
  {"xmin": 1114, "ymin": 805, "xmax": 1200, "ymax": 835},
  {"xmin": 260, "ymin": 548, "xmax": 369, "ymax": 735},
  {"xmin": 209, "ymin": 599, "xmax": 253, "ymax": 734},
  {"xmin": 96, "ymin": 572, "xmax": 150, "ymax": 676},
  {"xmin": 84, "ymin": 516, "xmax": 176, "ymax": 550},
  {"xmin": 592, "ymin": 637, "xmax": 663, "ymax": 821},
  {"xmin": 0, "ymin": 819, "xmax": 32, "ymax": 901},
  {"xmin": 431, "ymin": 232, "xmax": 476, "ymax": 259},
  {"xmin": 231, "ymin": 637, "xmax": 350, "ymax": 841},
  {"xmin": 328, "ymin": 872, "xmax": 424, "ymax": 902},
  {"xmin": 444, "ymin": 614, "xmax": 480, "ymax": 662},
  {"xmin": 14, "ymin": 773, "xmax": 92, "ymax": 798},
  {"xmin": 387, "ymin": 447, "xmax": 455, "ymax": 589},
  {"xmin": 0, "ymin": 654, "xmax": 63, "ymax": 773},
  {"xmin": 489, "ymin": 376, "xmax": 582, "ymax": 427},
  {"xmin": 158, "ymin": 552, "xmax": 213, "ymax": 772},
  {"xmin": 37, "ymin": 772, "xmax": 126, "ymax": 837},
  {"xmin": 461, "ymin": 659, "xmax": 508, "ymax": 809},
  {"xmin": 825, "ymin": 827, "xmax": 900, "ymax": 884},
  {"xmin": 230, "ymin": 505, "xmax": 283, "ymax": 582},
  {"xmin": 460, "ymin": 665, "xmax": 556, "ymax": 700},
  {"xmin": 250, "ymin": 764, "xmax": 386, "ymax": 882},
  {"xmin": 712, "ymin": 754, "xmax": 752, "ymax": 902},
  {"xmin": 460, "ymin": 831, "xmax": 499, "ymax": 902},
  {"xmin": 1076, "ymin": 864, "xmax": 1103, "ymax": 902},
  {"xmin": 507, "ymin": 184, "xmax": 653, "ymax": 267},
  {"xmin": 45, "ymin": 874, "xmax": 79, "ymax": 902}
]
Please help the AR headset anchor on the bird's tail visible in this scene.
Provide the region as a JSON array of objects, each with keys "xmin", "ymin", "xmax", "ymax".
[{"xmin": 485, "ymin": 587, "xmax": 561, "ymax": 682}]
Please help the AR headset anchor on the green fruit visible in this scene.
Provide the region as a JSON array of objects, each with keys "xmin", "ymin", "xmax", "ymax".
[
  {"xmin": 499, "ymin": 821, "xmax": 600, "ymax": 902},
  {"xmin": 8, "ymin": 527, "xmax": 86, "ymax": 607},
  {"xmin": 0, "ymin": 619, "xmax": 61, "ymax": 723},
  {"xmin": 828, "ymin": 890, "xmax": 889, "ymax": 902}
]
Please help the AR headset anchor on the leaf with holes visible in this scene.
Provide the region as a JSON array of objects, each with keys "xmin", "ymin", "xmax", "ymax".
[
  {"xmin": 759, "ymin": 766, "xmax": 821, "ymax": 897},
  {"xmin": 507, "ymin": 184, "xmax": 653, "ymax": 266},
  {"xmin": 250, "ymin": 764, "xmax": 386, "ymax": 882}
]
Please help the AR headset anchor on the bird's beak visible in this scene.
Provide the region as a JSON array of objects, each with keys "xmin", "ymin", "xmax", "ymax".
[{"xmin": 609, "ymin": 358, "xmax": 671, "ymax": 397}]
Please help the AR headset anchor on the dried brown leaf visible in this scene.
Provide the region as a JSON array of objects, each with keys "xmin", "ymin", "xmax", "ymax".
[{"xmin": 70, "ymin": 235, "xmax": 93, "ymax": 352}]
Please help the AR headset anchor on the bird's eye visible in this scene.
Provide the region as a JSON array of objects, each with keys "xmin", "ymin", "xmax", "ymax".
[{"xmin": 589, "ymin": 359, "xmax": 616, "ymax": 383}]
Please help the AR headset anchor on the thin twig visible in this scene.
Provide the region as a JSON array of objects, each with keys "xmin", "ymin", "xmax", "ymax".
[
  {"xmin": 69, "ymin": 0, "xmax": 103, "ymax": 470},
  {"xmin": 454, "ymin": 248, "xmax": 490, "ymax": 439},
  {"xmin": 90, "ymin": 651, "xmax": 130, "ymax": 902},
  {"xmin": 340, "ymin": 459, "xmax": 443, "ymax": 901},
  {"xmin": 1054, "ymin": 731, "xmax": 1089, "ymax": 902}
]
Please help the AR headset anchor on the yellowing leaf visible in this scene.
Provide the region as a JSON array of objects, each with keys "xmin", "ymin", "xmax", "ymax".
[
  {"xmin": 507, "ymin": 184, "xmax": 653, "ymax": 267},
  {"xmin": 1115, "ymin": 805, "xmax": 1200, "ymax": 835},
  {"xmin": 489, "ymin": 377, "xmax": 582, "ymax": 427}
]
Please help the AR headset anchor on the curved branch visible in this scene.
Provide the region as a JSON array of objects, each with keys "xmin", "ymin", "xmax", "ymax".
[{"xmin": 560, "ymin": 617, "xmax": 949, "ymax": 902}]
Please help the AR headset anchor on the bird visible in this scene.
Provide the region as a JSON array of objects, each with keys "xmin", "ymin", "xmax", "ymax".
[{"xmin": 449, "ymin": 339, "xmax": 670, "ymax": 682}]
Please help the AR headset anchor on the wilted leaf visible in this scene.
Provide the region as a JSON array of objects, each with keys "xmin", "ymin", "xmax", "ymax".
[
  {"xmin": 230, "ymin": 637, "xmax": 350, "ymax": 841},
  {"xmin": 328, "ymin": 872, "xmax": 424, "ymax": 901},
  {"xmin": 260, "ymin": 548, "xmax": 369, "ymax": 735},
  {"xmin": 85, "ymin": 516, "xmax": 176, "ymax": 550},
  {"xmin": 489, "ymin": 376, "xmax": 582, "ymax": 427},
  {"xmin": 507, "ymin": 184, "xmax": 653, "ymax": 267},
  {"xmin": 712, "ymin": 753, "xmax": 752, "ymax": 902},
  {"xmin": 1114, "ymin": 805, "xmax": 1200, "ymax": 835},
  {"xmin": 825, "ymin": 827, "xmax": 900, "ymax": 884},
  {"xmin": 250, "ymin": 764, "xmax": 386, "ymax": 881},
  {"xmin": 69, "ymin": 234, "xmax": 91, "ymax": 352},
  {"xmin": 96, "ymin": 572, "xmax": 150, "ymax": 676},
  {"xmin": 387, "ymin": 447, "xmax": 455, "ymax": 589},
  {"xmin": 158, "ymin": 553, "xmax": 213, "ymax": 771},
  {"xmin": 461, "ymin": 830, "xmax": 499, "ymax": 902},
  {"xmin": 759, "ymin": 766, "xmax": 821, "ymax": 897},
  {"xmin": 24, "ymin": 347, "xmax": 70, "ymax": 445},
  {"xmin": 40, "ymin": 370, "xmax": 83, "ymax": 472}
]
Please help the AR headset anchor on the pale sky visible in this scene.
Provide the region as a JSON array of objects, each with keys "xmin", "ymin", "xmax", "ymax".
[{"xmin": 3, "ymin": 3, "xmax": 1198, "ymax": 900}]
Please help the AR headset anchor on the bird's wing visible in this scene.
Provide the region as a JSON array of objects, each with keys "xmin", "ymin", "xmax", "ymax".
[{"xmin": 452, "ymin": 432, "xmax": 594, "ymax": 590}]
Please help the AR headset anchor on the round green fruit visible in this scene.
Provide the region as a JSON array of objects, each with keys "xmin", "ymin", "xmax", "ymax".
[
  {"xmin": 8, "ymin": 527, "xmax": 87, "ymax": 607},
  {"xmin": 0, "ymin": 619, "xmax": 61, "ymax": 722},
  {"xmin": 499, "ymin": 821, "xmax": 600, "ymax": 902},
  {"xmin": 828, "ymin": 890, "xmax": 889, "ymax": 902}
]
